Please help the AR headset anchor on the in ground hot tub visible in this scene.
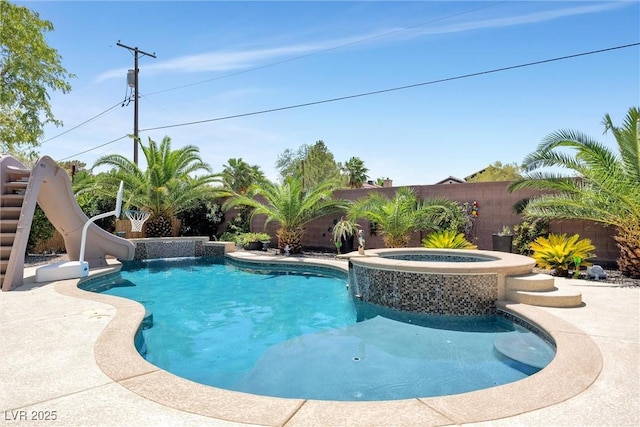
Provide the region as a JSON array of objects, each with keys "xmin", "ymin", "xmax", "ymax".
[{"xmin": 345, "ymin": 248, "xmax": 535, "ymax": 316}]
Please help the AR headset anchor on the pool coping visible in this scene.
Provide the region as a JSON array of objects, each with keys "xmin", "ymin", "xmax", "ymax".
[{"xmin": 55, "ymin": 254, "xmax": 603, "ymax": 426}]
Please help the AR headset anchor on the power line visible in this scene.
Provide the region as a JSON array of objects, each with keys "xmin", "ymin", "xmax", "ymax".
[
  {"xmin": 60, "ymin": 41, "xmax": 639, "ymax": 161},
  {"xmin": 40, "ymin": 101, "xmax": 123, "ymax": 144},
  {"xmin": 39, "ymin": 2, "xmax": 507, "ymax": 142},
  {"xmin": 58, "ymin": 135, "xmax": 129, "ymax": 161},
  {"xmin": 140, "ymin": 42, "xmax": 640, "ymax": 133}
]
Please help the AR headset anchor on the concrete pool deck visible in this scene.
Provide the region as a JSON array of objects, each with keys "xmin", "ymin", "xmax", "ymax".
[{"xmin": 0, "ymin": 255, "xmax": 638, "ymax": 426}]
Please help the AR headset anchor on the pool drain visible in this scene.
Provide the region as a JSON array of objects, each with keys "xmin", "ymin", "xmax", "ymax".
[{"xmin": 352, "ymin": 356, "xmax": 361, "ymax": 361}]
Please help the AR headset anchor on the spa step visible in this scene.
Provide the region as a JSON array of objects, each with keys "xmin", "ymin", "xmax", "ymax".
[
  {"xmin": 507, "ymin": 287, "xmax": 582, "ymax": 308},
  {"xmin": 506, "ymin": 273, "xmax": 555, "ymax": 292}
]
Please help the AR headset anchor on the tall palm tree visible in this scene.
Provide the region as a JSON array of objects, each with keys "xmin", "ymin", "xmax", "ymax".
[
  {"xmin": 217, "ymin": 158, "xmax": 266, "ymax": 235},
  {"xmin": 342, "ymin": 156, "xmax": 369, "ymax": 188},
  {"xmin": 509, "ymin": 107, "xmax": 640, "ymax": 278},
  {"xmin": 91, "ymin": 136, "xmax": 218, "ymax": 237},
  {"xmin": 347, "ymin": 187, "xmax": 464, "ymax": 248},
  {"xmin": 223, "ymin": 175, "xmax": 346, "ymax": 253}
]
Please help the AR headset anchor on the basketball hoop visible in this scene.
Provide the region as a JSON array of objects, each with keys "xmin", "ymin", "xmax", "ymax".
[{"xmin": 125, "ymin": 210, "xmax": 151, "ymax": 232}]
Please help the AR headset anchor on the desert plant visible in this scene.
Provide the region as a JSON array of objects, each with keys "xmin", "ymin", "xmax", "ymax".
[
  {"xmin": 347, "ymin": 187, "xmax": 463, "ymax": 248},
  {"xmin": 223, "ymin": 175, "xmax": 346, "ymax": 253},
  {"xmin": 509, "ymin": 107, "xmax": 640, "ymax": 278},
  {"xmin": 237, "ymin": 232, "xmax": 271, "ymax": 246},
  {"xmin": 421, "ymin": 230, "xmax": 477, "ymax": 249},
  {"xmin": 529, "ymin": 233, "xmax": 596, "ymax": 277},
  {"xmin": 332, "ymin": 218, "xmax": 360, "ymax": 253},
  {"xmin": 91, "ymin": 136, "xmax": 218, "ymax": 237}
]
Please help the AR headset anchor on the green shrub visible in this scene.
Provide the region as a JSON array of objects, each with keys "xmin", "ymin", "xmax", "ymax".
[
  {"xmin": 219, "ymin": 231, "xmax": 241, "ymax": 243},
  {"xmin": 179, "ymin": 199, "xmax": 224, "ymax": 237},
  {"xmin": 237, "ymin": 232, "xmax": 271, "ymax": 246},
  {"xmin": 530, "ymin": 233, "xmax": 595, "ymax": 276},
  {"xmin": 421, "ymin": 230, "xmax": 477, "ymax": 249},
  {"xmin": 27, "ymin": 205, "xmax": 55, "ymax": 253},
  {"xmin": 513, "ymin": 218, "xmax": 548, "ymax": 255}
]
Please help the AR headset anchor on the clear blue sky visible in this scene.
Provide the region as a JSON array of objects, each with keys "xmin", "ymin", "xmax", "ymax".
[{"xmin": 19, "ymin": 0, "xmax": 640, "ymax": 186}]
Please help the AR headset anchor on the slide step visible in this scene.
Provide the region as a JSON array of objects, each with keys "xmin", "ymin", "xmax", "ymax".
[
  {"xmin": 0, "ymin": 194, "xmax": 25, "ymax": 207},
  {"xmin": 0, "ymin": 219, "xmax": 18, "ymax": 233},
  {"xmin": 0, "ymin": 233, "xmax": 16, "ymax": 246},
  {"xmin": 0, "ymin": 206, "xmax": 22, "ymax": 219},
  {"xmin": 6, "ymin": 165, "xmax": 31, "ymax": 177},
  {"xmin": 4, "ymin": 181, "xmax": 28, "ymax": 191},
  {"xmin": 0, "ymin": 246, "xmax": 12, "ymax": 258}
]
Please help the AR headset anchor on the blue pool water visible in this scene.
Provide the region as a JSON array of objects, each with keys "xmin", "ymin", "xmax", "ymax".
[{"xmin": 82, "ymin": 257, "xmax": 555, "ymax": 401}]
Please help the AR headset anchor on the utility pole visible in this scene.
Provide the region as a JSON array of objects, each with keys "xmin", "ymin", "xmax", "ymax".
[{"xmin": 117, "ymin": 41, "xmax": 156, "ymax": 165}]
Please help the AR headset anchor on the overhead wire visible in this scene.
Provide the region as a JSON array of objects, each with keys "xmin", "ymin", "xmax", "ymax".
[
  {"xmin": 139, "ymin": 42, "xmax": 640, "ymax": 133},
  {"xmin": 42, "ymin": 1, "xmax": 510, "ymax": 153},
  {"xmin": 58, "ymin": 134, "xmax": 129, "ymax": 161},
  {"xmin": 61, "ymin": 41, "xmax": 639, "ymax": 161},
  {"xmin": 40, "ymin": 101, "xmax": 124, "ymax": 144}
]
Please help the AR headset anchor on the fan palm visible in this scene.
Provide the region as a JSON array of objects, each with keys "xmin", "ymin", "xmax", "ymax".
[
  {"xmin": 91, "ymin": 136, "xmax": 218, "ymax": 237},
  {"xmin": 342, "ymin": 156, "xmax": 369, "ymax": 188},
  {"xmin": 223, "ymin": 175, "xmax": 346, "ymax": 253},
  {"xmin": 509, "ymin": 107, "xmax": 640, "ymax": 277},
  {"xmin": 347, "ymin": 187, "xmax": 463, "ymax": 248}
]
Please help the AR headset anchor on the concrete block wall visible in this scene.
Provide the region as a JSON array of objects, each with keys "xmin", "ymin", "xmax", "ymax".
[{"xmin": 249, "ymin": 182, "xmax": 619, "ymax": 264}]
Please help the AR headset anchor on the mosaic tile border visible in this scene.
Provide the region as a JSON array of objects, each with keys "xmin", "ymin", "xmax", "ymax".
[
  {"xmin": 350, "ymin": 263, "xmax": 498, "ymax": 316},
  {"xmin": 497, "ymin": 308, "xmax": 556, "ymax": 349},
  {"xmin": 225, "ymin": 257, "xmax": 347, "ymax": 280},
  {"xmin": 381, "ymin": 253, "xmax": 494, "ymax": 263},
  {"xmin": 131, "ymin": 238, "xmax": 226, "ymax": 260}
]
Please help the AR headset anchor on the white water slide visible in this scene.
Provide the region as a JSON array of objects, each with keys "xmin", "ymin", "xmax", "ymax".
[{"xmin": 1, "ymin": 155, "xmax": 135, "ymax": 291}]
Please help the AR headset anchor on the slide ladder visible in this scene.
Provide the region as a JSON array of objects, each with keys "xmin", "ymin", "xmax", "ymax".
[
  {"xmin": 0, "ymin": 155, "xmax": 135, "ymax": 291},
  {"xmin": 0, "ymin": 156, "xmax": 33, "ymax": 290}
]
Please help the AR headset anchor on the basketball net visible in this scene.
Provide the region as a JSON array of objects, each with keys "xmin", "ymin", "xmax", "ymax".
[{"xmin": 125, "ymin": 210, "xmax": 151, "ymax": 232}]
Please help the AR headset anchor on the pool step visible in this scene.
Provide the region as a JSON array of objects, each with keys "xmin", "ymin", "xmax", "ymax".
[
  {"xmin": 506, "ymin": 273, "xmax": 582, "ymax": 308},
  {"xmin": 494, "ymin": 333, "xmax": 555, "ymax": 369},
  {"xmin": 142, "ymin": 309, "xmax": 153, "ymax": 329}
]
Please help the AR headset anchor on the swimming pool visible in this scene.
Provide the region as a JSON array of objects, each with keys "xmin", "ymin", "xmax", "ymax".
[{"xmin": 81, "ymin": 257, "xmax": 555, "ymax": 401}]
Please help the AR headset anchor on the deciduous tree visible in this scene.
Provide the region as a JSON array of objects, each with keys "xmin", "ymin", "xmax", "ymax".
[{"xmin": 0, "ymin": 1, "xmax": 74, "ymax": 151}]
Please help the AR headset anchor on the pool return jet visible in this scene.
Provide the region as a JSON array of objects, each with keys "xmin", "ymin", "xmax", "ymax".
[{"xmin": 35, "ymin": 182, "xmax": 125, "ymax": 283}]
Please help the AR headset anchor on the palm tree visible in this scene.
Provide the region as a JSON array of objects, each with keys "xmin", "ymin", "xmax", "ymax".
[
  {"xmin": 220, "ymin": 158, "xmax": 265, "ymax": 195},
  {"xmin": 342, "ymin": 156, "xmax": 369, "ymax": 188},
  {"xmin": 223, "ymin": 174, "xmax": 346, "ymax": 253},
  {"xmin": 347, "ymin": 187, "xmax": 464, "ymax": 248},
  {"xmin": 509, "ymin": 106, "xmax": 640, "ymax": 278},
  {"xmin": 217, "ymin": 158, "xmax": 266, "ymax": 236},
  {"xmin": 91, "ymin": 136, "xmax": 218, "ymax": 237}
]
